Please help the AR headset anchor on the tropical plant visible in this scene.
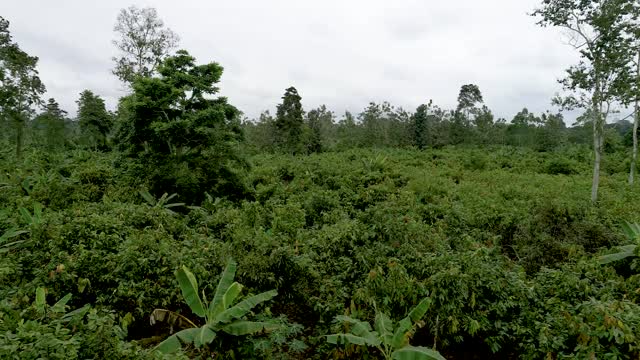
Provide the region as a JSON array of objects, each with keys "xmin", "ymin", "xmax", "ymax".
[
  {"xmin": 599, "ymin": 221, "xmax": 639, "ymax": 264},
  {"xmin": 139, "ymin": 190, "xmax": 185, "ymax": 214},
  {"xmin": 151, "ymin": 259, "xmax": 279, "ymax": 354},
  {"xmin": 19, "ymin": 203, "xmax": 43, "ymax": 226},
  {"xmin": 326, "ymin": 297, "xmax": 445, "ymax": 360},
  {"xmin": 0, "ymin": 227, "xmax": 28, "ymax": 254}
]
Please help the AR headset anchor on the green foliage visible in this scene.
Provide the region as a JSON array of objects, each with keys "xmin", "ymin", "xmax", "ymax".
[
  {"xmin": 76, "ymin": 90, "xmax": 112, "ymax": 149},
  {"xmin": 139, "ymin": 190, "xmax": 185, "ymax": 214},
  {"xmin": 152, "ymin": 260, "xmax": 279, "ymax": 354},
  {"xmin": 275, "ymin": 87, "xmax": 305, "ymax": 154},
  {"xmin": 599, "ymin": 221, "xmax": 639, "ymax": 266},
  {"xmin": 0, "ymin": 288, "xmax": 167, "ymax": 359},
  {"xmin": 544, "ymin": 157, "xmax": 579, "ymax": 175},
  {"xmin": 0, "ymin": 16, "xmax": 46, "ymax": 158},
  {"xmin": 326, "ymin": 298, "xmax": 445, "ymax": 360},
  {"xmin": 114, "ymin": 50, "xmax": 248, "ymax": 204},
  {"xmin": 3, "ymin": 146, "xmax": 640, "ymax": 358}
]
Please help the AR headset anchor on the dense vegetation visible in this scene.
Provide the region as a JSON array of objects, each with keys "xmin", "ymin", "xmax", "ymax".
[
  {"xmin": 2, "ymin": 1, "xmax": 640, "ymax": 359},
  {"xmin": 2, "ymin": 146, "xmax": 640, "ymax": 359}
]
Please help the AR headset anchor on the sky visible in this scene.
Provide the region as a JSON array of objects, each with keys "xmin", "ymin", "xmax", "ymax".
[{"xmin": 3, "ymin": 0, "xmax": 581, "ymax": 121}]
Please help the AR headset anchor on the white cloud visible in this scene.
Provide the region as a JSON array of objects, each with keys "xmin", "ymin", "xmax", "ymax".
[{"xmin": 4, "ymin": 0, "xmax": 579, "ymax": 121}]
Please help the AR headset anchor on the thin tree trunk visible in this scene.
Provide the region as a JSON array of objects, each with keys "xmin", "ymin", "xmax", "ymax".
[
  {"xmin": 591, "ymin": 102, "xmax": 603, "ymax": 203},
  {"xmin": 630, "ymin": 52, "xmax": 640, "ymax": 185},
  {"xmin": 15, "ymin": 117, "xmax": 23, "ymax": 160},
  {"xmin": 630, "ymin": 102, "xmax": 639, "ymax": 185},
  {"xmin": 592, "ymin": 133, "xmax": 601, "ymax": 202}
]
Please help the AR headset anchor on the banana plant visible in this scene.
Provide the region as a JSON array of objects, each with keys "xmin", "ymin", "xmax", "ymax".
[
  {"xmin": 327, "ymin": 298, "xmax": 445, "ymax": 360},
  {"xmin": 151, "ymin": 259, "xmax": 279, "ymax": 354},
  {"xmin": 599, "ymin": 221, "xmax": 639, "ymax": 264},
  {"xmin": 33, "ymin": 287, "xmax": 91, "ymax": 322},
  {"xmin": 139, "ymin": 190, "xmax": 185, "ymax": 214},
  {"xmin": 0, "ymin": 227, "xmax": 28, "ymax": 254},
  {"xmin": 19, "ymin": 203, "xmax": 43, "ymax": 226}
]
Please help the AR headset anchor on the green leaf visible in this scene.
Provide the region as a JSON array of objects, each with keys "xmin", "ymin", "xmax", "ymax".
[
  {"xmin": 334, "ymin": 315, "xmax": 381, "ymax": 346},
  {"xmin": 164, "ymin": 202, "xmax": 185, "ymax": 208},
  {"xmin": 222, "ymin": 321, "xmax": 280, "ymax": 336},
  {"xmin": 392, "ymin": 318, "xmax": 412, "ymax": 349},
  {"xmin": 193, "ymin": 326, "xmax": 216, "ymax": 348},
  {"xmin": 209, "ymin": 259, "xmax": 238, "ymax": 318},
  {"xmin": 223, "ymin": 282, "xmax": 243, "ymax": 309},
  {"xmin": 155, "ymin": 327, "xmax": 201, "ymax": 353},
  {"xmin": 621, "ymin": 221, "xmax": 640, "ymax": 241},
  {"xmin": 51, "ymin": 293, "xmax": 72, "ymax": 313},
  {"xmin": 175, "ymin": 266, "xmax": 206, "ymax": 318},
  {"xmin": 214, "ymin": 290, "xmax": 277, "ymax": 324},
  {"xmin": 164, "ymin": 193, "xmax": 178, "ymax": 203},
  {"xmin": 374, "ymin": 312, "xmax": 394, "ymax": 345},
  {"xmin": 326, "ymin": 333, "xmax": 381, "ymax": 347},
  {"xmin": 35, "ymin": 287, "xmax": 46, "ymax": 315},
  {"xmin": 392, "ymin": 346, "xmax": 446, "ymax": 360},
  {"xmin": 33, "ymin": 202, "xmax": 43, "ymax": 223},
  {"xmin": 599, "ymin": 245, "xmax": 637, "ymax": 265},
  {"xmin": 139, "ymin": 190, "xmax": 156, "ymax": 206},
  {"xmin": 407, "ymin": 298, "xmax": 431, "ymax": 323},
  {"xmin": 61, "ymin": 305, "xmax": 91, "ymax": 323},
  {"xmin": 19, "ymin": 207, "xmax": 33, "ymax": 225},
  {"xmin": 0, "ymin": 228, "xmax": 28, "ymax": 243}
]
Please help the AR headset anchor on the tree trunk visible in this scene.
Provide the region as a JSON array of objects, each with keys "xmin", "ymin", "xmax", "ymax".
[
  {"xmin": 630, "ymin": 102, "xmax": 639, "ymax": 185},
  {"xmin": 630, "ymin": 52, "xmax": 640, "ymax": 185},
  {"xmin": 15, "ymin": 117, "xmax": 23, "ymax": 160},
  {"xmin": 591, "ymin": 103, "xmax": 603, "ymax": 203}
]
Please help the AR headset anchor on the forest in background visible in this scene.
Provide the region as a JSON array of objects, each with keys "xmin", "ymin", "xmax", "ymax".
[{"xmin": 2, "ymin": 0, "xmax": 640, "ymax": 359}]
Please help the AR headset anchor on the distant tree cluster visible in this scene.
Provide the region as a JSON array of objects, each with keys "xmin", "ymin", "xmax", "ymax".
[{"xmin": 243, "ymin": 84, "xmax": 579, "ymax": 154}]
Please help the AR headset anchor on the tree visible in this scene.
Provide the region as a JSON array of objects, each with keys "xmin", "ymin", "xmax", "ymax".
[
  {"xmin": 32, "ymin": 98, "xmax": 67, "ymax": 150},
  {"xmin": 243, "ymin": 110, "xmax": 278, "ymax": 152},
  {"xmin": 456, "ymin": 84, "xmax": 484, "ymax": 121},
  {"xmin": 306, "ymin": 105, "xmax": 333, "ymax": 153},
  {"xmin": 538, "ymin": 112, "xmax": 568, "ymax": 151},
  {"xmin": 620, "ymin": 8, "xmax": 640, "ymax": 184},
  {"xmin": 473, "ymin": 105, "xmax": 495, "ymax": 145},
  {"xmin": 453, "ymin": 84, "xmax": 484, "ymax": 144},
  {"xmin": 0, "ymin": 16, "xmax": 46, "ymax": 158},
  {"xmin": 533, "ymin": 0, "xmax": 635, "ymax": 202},
  {"xmin": 112, "ymin": 6, "xmax": 179, "ymax": 86},
  {"xmin": 115, "ymin": 50, "xmax": 247, "ymax": 204},
  {"xmin": 76, "ymin": 90, "xmax": 112, "ymax": 149},
  {"xmin": 412, "ymin": 101, "xmax": 431, "ymax": 149},
  {"xmin": 275, "ymin": 87, "xmax": 304, "ymax": 154}
]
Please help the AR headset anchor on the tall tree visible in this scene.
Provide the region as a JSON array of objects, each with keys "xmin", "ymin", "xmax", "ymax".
[
  {"xmin": 533, "ymin": 0, "xmax": 634, "ymax": 201},
  {"xmin": 412, "ymin": 101, "xmax": 431, "ymax": 150},
  {"xmin": 33, "ymin": 98, "xmax": 67, "ymax": 150},
  {"xmin": 76, "ymin": 90, "xmax": 112, "ymax": 149},
  {"xmin": 112, "ymin": 6, "xmax": 179, "ymax": 86},
  {"xmin": 0, "ymin": 16, "xmax": 46, "ymax": 158},
  {"xmin": 456, "ymin": 84, "xmax": 484, "ymax": 121},
  {"xmin": 620, "ymin": 7, "xmax": 640, "ymax": 184},
  {"xmin": 453, "ymin": 84, "xmax": 484, "ymax": 144},
  {"xmin": 473, "ymin": 105, "xmax": 495, "ymax": 145},
  {"xmin": 305, "ymin": 105, "xmax": 333, "ymax": 153},
  {"xmin": 115, "ymin": 50, "xmax": 246, "ymax": 203},
  {"xmin": 275, "ymin": 87, "xmax": 304, "ymax": 154}
]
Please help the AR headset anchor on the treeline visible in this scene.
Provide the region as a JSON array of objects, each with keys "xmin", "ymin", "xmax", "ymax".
[
  {"xmin": 3, "ymin": 0, "xmax": 640, "ymax": 204},
  {"xmin": 243, "ymin": 85, "xmax": 636, "ymax": 154}
]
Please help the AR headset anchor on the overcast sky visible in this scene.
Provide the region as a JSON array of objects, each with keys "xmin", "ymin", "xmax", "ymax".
[{"xmin": 4, "ymin": 0, "xmax": 580, "ymax": 121}]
